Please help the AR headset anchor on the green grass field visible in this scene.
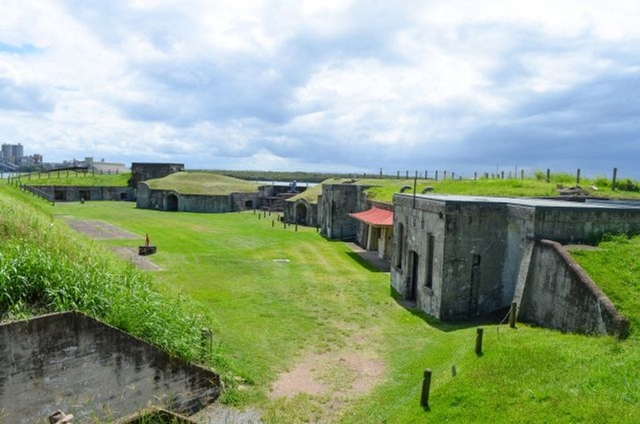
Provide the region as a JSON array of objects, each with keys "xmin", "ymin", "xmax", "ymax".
[{"xmin": 42, "ymin": 198, "xmax": 640, "ymax": 423}]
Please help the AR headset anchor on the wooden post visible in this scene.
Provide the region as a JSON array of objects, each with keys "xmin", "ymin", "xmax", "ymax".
[
  {"xmin": 501, "ymin": 171, "xmax": 504, "ymax": 179},
  {"xmin": 509, "ymin": 301, "xmax": 517, "ymax": 328},
  {"xmin": 546, "ymin": 169, "xmax": 550, "ymax": 183},
  {"xmin": 576, "ymin": 168, "xmax": 581, "ymax": 185},
  {"xmin": 397, "ymin": 171, "xmax": 400, "ymax": 179},
  {"xmin": 444, "ymin": 170, "xmax": 447, "ymax": 180},
  {"xmin": 420, "ymin": 369, "xmax": 432, "ymax": 408},
  {"xmin": 295, "ymin": 224, "xmax": 298, "ymax": 232},
  {"xmin": 612, "ymin": 167, "xmax": 618, "ymax": 191},
  {"xmin": 406, "ymin": 170, "xmax": 409, "ymax": 179},
  {"xmin": 521, "ymin": 169, "xmax": 524, "ymax": 180},
  {"xmin": 452, "ymin": 172, "xmax": 455, "ymax": 180},
  {"xmin": 475, "ymin": 327, "xmax": 484, "ymax": 355},
  {"xmin": 435, "ymin": 170, "xmax": 438, "ymax": 181},
  {"xmin": 272, "ymin": 220, "xmax": 275, "ymax": 227}
]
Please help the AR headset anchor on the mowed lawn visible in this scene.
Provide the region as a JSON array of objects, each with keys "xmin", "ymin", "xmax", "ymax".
[{"xmin": 51, "ymin": 201, "xmax": 640, "ymax": 423}]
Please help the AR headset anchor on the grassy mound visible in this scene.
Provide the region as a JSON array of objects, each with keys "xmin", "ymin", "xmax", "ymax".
[
  {"xmin": 145, "ymin": 172, "xmax": 260, "ymax": 195},
  {"xmin": 12, "ymin": 171, "xmax": 131, "ymax": 187}
]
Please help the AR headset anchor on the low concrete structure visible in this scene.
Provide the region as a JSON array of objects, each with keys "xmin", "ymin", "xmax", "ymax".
[
  {"xmin": 25, "ymin": 185, "xmax": 134, "ymax": 202},
  {"xmin": 285, "ymin": 198, "xmax": 319, "ymax": 226},
  {"xmin": 136, "ymin": 182, "xmax": 259, "ymax": 213},
  {"xmin": 391, "ymin": 194, "xmax": 640, "ymax": 335},
  {"xmin": 0, "ymin": 312, "xmax": 221, "ymax": 422},
  {"xmin": 131, "ymin": 163, "xmax": 184, "ymax": 188},
  {"xmin": 318, "ymin": 182, "xmax": 372, "ymax": 241}
]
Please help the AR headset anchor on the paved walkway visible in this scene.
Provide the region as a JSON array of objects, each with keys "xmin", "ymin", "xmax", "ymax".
[{"xmin": 346, "ymin": 242, "xmax": 391, "ymax": 272}]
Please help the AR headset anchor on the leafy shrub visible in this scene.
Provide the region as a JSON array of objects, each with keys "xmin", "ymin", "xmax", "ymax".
[
  {"xmin": 593, "ymin": 176, "xmax": 611, "ymax": 188},
  {"xmin": 615, "ymin": 178, "xmax": 640, "ymax": 192}
]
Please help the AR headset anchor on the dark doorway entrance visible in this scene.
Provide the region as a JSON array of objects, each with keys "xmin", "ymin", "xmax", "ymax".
[
  {"xmin": 296, "ymin": 203, "xmax": 307, "ymax": 225},
  {"xmin": 166, "ymin": 194, "xmax": 178, "ymax": 211}
]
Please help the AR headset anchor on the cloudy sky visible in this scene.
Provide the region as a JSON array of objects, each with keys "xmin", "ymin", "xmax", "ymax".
[{"xmin": 1, "ymin": 1, "xmax": 639, "ymax": 178}]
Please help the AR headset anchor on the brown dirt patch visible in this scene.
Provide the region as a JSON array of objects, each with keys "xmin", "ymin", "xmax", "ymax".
[{"xmin": 269, "ymin": 338, "xmax": 385, "ymax": 421}]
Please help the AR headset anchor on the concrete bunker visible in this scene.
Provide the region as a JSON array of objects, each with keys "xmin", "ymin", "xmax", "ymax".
[
  {"xmin": 391, "ymin": 194, "xmax": 640, "ymax": 336},
  {"xmin": 0, "ymin": 311, "xmax": 221, "ymax": 422}
]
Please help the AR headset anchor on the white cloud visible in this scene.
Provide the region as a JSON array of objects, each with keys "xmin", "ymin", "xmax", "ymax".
[{"xmin": 0, "ymin": 0, "xmax": 640, "ymax": 177}]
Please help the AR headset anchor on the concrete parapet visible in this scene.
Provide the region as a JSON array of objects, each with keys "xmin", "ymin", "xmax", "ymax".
[
  {"xmin": 0, "ymin": 311, "xmax": 221, "ymax": 422},
  {"xmin": 520, "ymin": 240, "xmax": 629, "ymax": 338}
]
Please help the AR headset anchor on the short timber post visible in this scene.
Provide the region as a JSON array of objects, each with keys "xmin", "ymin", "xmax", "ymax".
[
  {"xmin": 612, "ymin": 167, "xmax": 618, "ymax": 191},
  {"xmin": 576, "ymin": 168, "xmax": 581, "ymax": 185},
  {"xmin": 475, "ymin": 327, "xmax": 484, "ymax": 355},
  {"xmin": 420, "ymin": 369, "xmax": 432, "ymax": 409},
  {"xmin": 509, "ymin": 302, "xmax": 517, "ymax": 328}
]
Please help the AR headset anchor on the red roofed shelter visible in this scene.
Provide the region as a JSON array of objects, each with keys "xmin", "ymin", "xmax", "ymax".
[{"xmin": 349, "ymin": 206, "xmax": 394, "ymax": 260}]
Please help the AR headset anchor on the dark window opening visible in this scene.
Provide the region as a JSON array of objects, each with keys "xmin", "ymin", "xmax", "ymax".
[
  {"xmin": 396, "ymin": 223, "xmax": 404, "ymax": 269},
  {"xmin": 408, "ymin": 250, "xmax": 419, "ymax": 300},
  {"xmin": 426, "ymin": 233, "xmax": 435, "ymax": 289}
]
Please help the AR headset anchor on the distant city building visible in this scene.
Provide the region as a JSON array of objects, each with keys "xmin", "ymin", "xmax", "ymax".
[{"xmin": 1, "ymin": 143, "xmax": 42, "ymax": 168}]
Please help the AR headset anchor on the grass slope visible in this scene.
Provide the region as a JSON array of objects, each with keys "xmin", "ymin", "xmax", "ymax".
[
  {"xmin": 290, "ymin": 174, "xmax": 640, "ymax": 205},
  {"xmin": 45, "ymin": 198, "xmax": 640, "ymax": 423},
  {"xmin": 0, "ymin": 184, "xmax": 210, "ymax": 363},
  {"xmin": 145, "ymin": 172, "xmax": 260, "ymax": 195},
  {"xmin": 12, "ymin": 171, "xmax": 130, "ymax": 187}
]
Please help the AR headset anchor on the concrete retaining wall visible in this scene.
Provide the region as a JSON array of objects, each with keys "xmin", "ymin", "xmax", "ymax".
[
  {"xmin": 136, "ymin": 183, "xmax": 259, "ymax": 213},
  {"xmin": 29, "ymin": 185, "xmax": 135, "ymax": 202},
  {"xmin": 520, "ymin": 240, "xmax": 629, "ymax": 338},
  {"xmin": 0, "ymin": 312, "xmax": 221, "ymax": 422}
]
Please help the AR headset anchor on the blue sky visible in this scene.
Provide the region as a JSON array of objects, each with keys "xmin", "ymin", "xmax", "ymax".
[{"xmin": 1, "ymin": 0, "xmax": 639, "ymax": 178}]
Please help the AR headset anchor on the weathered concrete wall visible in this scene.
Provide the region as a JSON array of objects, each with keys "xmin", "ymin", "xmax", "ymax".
[
  {"xmin": 0, "ymin": 312, "xmax": 221, "ymax": 422},
  {"xmin": 31, "ymin": 185, "xmax": 135, "ymax": 202},
  {"xmin": 439, "ymin": 201, "xmax": 512, "ymax": 319},
  {"xmin": 520, "ymin": 240, "xmax": 629, "ymax": 338},
  {"xmin": 136, "ymin": 182, "xmax": 152, "ymax": 208},
  {"xmin": 284, "ymin": 199, "xmax": 318, "ymax": 227},
  {"xmin": 131, "ymin": 163, "xmax": 184, "ymax": 188},
  {"xmin": 391, "ymin": 195, "xmax": 446, "ymax": 317},
  {"xmin": 136, "ymin": 185, "xmax": 259, "ymax": 213},
  {"xmin": 319, "ymin": 183, "xmax": 370, "ymax": 240},
  {"xmin": 534, "ymin": 207, "xmax": 640, "ymax": 244}
]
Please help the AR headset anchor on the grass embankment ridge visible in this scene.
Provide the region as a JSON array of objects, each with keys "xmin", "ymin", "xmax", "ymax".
[
  {"xmin": 287, "ymin": 173, "xmax": 640, "ymax": 205},
  {"xmin": 11, "ymin": 171, "xmax": 131, "ymax": 187},
  {"xmin": 145, "ymin": 172, "xmax": 260, "ymax": 195},
  {"xmin": 0, "ymin": 185, "xmax": 211, "ymax": 364}
]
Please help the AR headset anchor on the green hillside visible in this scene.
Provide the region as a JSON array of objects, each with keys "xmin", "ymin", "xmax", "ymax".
[{"xmin": 145, "ymin": 172, "xmax": 260, "ymax": 195}]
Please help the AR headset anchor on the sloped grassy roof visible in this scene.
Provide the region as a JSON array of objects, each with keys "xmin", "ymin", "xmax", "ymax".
[{"xmin": 145, "ymin": 172, "xmax": 260, "ymax": 195}]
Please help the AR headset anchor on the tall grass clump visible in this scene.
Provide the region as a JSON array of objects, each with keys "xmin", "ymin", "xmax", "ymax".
[{"xmin": 0, "ymin": 188, "xmax": 209, "ymax": 363}]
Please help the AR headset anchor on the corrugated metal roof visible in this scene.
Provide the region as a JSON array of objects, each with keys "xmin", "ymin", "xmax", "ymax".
[{"xmin": 349, "ymin": 207, "xmax": 394, "ymax": 227}]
